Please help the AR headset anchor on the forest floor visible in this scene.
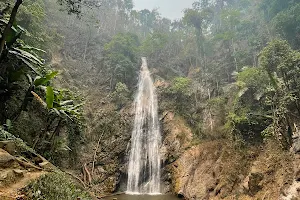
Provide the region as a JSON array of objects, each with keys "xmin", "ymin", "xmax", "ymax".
[
  {"xmin": 0, "ymin": 171, "xmax": 45, "ymax": 199},
  {"xmin": 0, "ymin": 143, "xmax": 53, "ymax": 200}
]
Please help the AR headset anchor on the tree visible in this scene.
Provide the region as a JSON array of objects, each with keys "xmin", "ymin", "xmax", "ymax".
[
  {"xmin": 260, "ymin": 0, "xmax": 300, "ymax": 21},
  {"xmin": 56, "ymin": 0, "xmax": 101, "ymax": 16},
  {"xmin": 102, "ymin": 32, "xmax": 140, "ymax": 89},
  {"xmin": 183, "ymin": 1, "xmax": 213, "ymax": 69},
  {"xmin": 272, "ymin": 3, "xmax": 300, "ymax": 48}
]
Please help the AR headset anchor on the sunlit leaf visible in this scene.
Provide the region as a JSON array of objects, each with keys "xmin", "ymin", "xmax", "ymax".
[
  {"xmin": 21, "ymin": 45, "xmax": 46, "ymax": 53},
  {"xmin": 34, "ymin": 71, "xmax": 58, "ymax": 86},
  {"xmin": 46, "ymin": 86, "xmax": 54, "ymax": 109}
]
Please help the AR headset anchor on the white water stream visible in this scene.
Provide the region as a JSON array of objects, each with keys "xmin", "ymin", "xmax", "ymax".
[{"xmin": 126, "ymin": 58, "xmax": 161, "ymax": 194}]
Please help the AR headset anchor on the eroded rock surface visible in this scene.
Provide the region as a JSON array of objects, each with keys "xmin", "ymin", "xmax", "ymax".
[{"xmin": 168, "ymin": 139, "xmax": 294, "ymax": 200}]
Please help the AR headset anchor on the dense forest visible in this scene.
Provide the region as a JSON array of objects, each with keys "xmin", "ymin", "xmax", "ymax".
[{"xmin": 1, "ymin": 0, "xmax": 300, "ymax": 199}]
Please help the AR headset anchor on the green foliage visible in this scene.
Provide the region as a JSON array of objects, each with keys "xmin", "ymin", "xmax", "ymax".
[
  {"xmin": 140, "ymin": 32, "xmax": 168, "ymax": 56},
  {"xmin": 169, "ymin": 77, "xmax": 191, "ymax": 96},
  {"xmin": 236, "ymin": 67, "xmax": 270, "ymax": 99},
  {"xmin": 34, "ymin": 71, "xmax": 59, "ymax": 87},
  {"xmin": 163, "ymin": 77, "xmax": 192, "ymax": 114},
  {"xmin": 18, "ymin": 0, "xmax": 46, "ymax": 46},
  {"xmin": 0, "ymin": 126, "xmax": 17, "ymax": 140},
  {"xmin": 260, "ymin": 40, "xmax": 293, "ymax": 74},
  {"xmin": 258, "ymin": 39, "xmax": 300, "ymax": 147},
  {"xmin": 226, "ymin": 40, "xmax": 300, "ymax": 146},
  {"xmin": 0, "ymin": 126, "xmax": 36, "ymax": 154},
  {"xmin": 272, "ymin": 3, "xmax": 300, "ymax": 48},
  {"xmin": 183, "ymin": 4, "xmax": 213, "ymax": 62},
  {"xmin": 24, "ymin": 171, "xmax": 92, "ymax": 200},
  {"xmin": 46, "ymin": 86, "xmax": 54, "ymax": 109},
  {"xmin": 52, "ymin": 89, "xmax": 84, "ymax": 121},
  {"xmin": 226, "ymin": 67, "xmax": 273, "ymax": 143},
  {"xmin": 260, "ymin": 39, "xmax": 300, "ymax": 94},
  {"xmin": 103, "ymin": 32, "xmax": 140, "ymax": 88},
  {"xmin": 111, "ymin": 82, "xmax": 130, "ymax": 109},
  {"xmin": 183, "ymin": 7, "xmax": 213, "ymax": 30},
  {"xmin": 260, "ymin": 0, "xmax": 300, "ymax": 21},
  {"xmin": 0, "ymin": 1, "xmax": 84, "ymax": 167},
  {"xmin": 221, "ymin": 9, "xmax": 241, "ymax": 28}
]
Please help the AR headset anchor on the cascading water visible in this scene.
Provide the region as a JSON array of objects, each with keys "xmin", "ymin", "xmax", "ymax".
[{"xmin": 126, "ymin": 57, "xmax": 161, "ymax": 195}]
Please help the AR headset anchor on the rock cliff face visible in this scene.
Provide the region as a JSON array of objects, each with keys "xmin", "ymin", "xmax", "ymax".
[
  {"xmin": 168, "ymin": 142, "xmax": 295, "ymax": 199},
  {"xmin": 156, "ymin": 108, "xmax": 300, "ymax": 199},
  {"xmin": 162, "ymin": 118, "xmax": 298, "ymax": 200},
  {"xmin": 160, "ymin": 112, "xmax": 193, "ymax": 193}
]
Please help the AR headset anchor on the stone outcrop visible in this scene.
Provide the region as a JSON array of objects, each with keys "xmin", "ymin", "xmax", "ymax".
[
  {"xmin": 0, "ymin": 149, "xmax": 17, "ymax": 169},
  {"xmin": 160, "ymin": 112, "xmax": 193, "ymax": 193},
  {"xmin": 161, "ymin": 112, "xmax": 193, "ymax": 164},
  {"xmin": 167, "ymin": 137, "xmax": 294, "ymax": 200},
  {"xmin": 169, "ymin": 141, "xmax": 223, "ymax": 199}
]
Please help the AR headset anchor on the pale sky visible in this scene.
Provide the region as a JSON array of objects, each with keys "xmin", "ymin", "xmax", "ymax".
[{"xmin": 133, "ymin": 0, "xmax": 195, "ymax": 20}]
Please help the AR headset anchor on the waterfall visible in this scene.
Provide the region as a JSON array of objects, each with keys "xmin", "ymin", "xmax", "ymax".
[{"xmin": 126, "ymin": 57, "xmax": 161, "ymax": 194}]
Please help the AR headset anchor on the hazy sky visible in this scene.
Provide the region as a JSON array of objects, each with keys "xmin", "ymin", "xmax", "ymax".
[{"xmin": 133, "ymin": 0, "xmax": 195, "ymax": 20}]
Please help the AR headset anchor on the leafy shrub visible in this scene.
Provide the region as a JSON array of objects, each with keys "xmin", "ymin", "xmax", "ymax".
[
  {"xmin": 24, "ymin": 171, "xmax": 92, "ymax": 200},
  {"xmin": 111, "ymin": 82, "xmax": 130, "ymax": 109},
  {"xmin": 226, "ymin": 67, "xmax": 272, "ymax": 143}
]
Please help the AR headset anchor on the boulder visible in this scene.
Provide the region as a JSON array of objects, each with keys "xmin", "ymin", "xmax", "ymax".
[
  {"xmin": 0, "ymin": 141, "xmax": 16, "ymax": 155},
  {"xmin": 0, "ymin": 149, "xmax": 16, "ymax": 168},
  {"xmin": 0, "ymin": 169, "xmax": 16, "ymax": 186},
  {"xmin": 13, "ymin": 169, "xmax": 24, "ymax": 178},
  {"xmin": 38, "ymin": 161, "xmax": 55, "ymax": 171}
]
